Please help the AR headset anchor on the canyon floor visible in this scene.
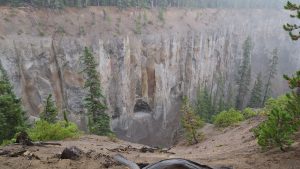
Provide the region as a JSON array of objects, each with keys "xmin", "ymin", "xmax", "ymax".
[{"xmin": 1, "ymin": 117, "xmax": 300, "ymax": 169}]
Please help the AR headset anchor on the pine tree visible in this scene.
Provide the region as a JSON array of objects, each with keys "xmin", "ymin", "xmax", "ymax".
[
  {"xmin": 215, "ymin": 75, "xmax": 227, "ymax": 114},
  {"xmin": 225, "ymin": 82, "xmax": 235, "ymax": 110},
  {"xmin": 257, "ymin": 71, "xmax": 300, "ymax": 151},
  {"xmin": 236, "ymin": 36, "xmax": 252, "ymax": 110},
  {"xmin": 283, "ymin": 1, "xmax": 300, "ymax": 41},
  {"xmin": 195, "ymin": 86, "xmax": 213, "ymax": 122},
  {"xmin": 256, "ymin": 2, "xmax": 300, "ymax": 151},
  {"xmin": 262, "ymin": 48, "xmax": 278, "ymax": 106},
  {"xmin": 248, "ymin": 73, "xmax": 263, "ymax": 108},
  {"xmin": 283, "ymin": 70, "xmax": 300, "ymax": 117},
  {"xmin": 256, "ymin": 107, "xmax": 296, "ymax": 151},
  {"xmin": 0, "ymin": 60, "xmax": 26, "ymax": 144},
  {"xmin": 81, "ymin": 47, "xmax": 112, "ymax": 136},
  {"xmin": 181, "ymin": 96, "xmax": 204, "ymax": 145},
  {"xmin": 40, "ymin": 94, "xmax": 58, "ymax": 124}
]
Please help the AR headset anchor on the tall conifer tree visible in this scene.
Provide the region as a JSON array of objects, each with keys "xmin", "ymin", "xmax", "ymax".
[
  {"xmin": 195, "ymin": 85, "xmax": 213, "ymax": 122},
  {"xmin": 40, "ymin": 94, "xmax": 58, "ymax": 124},
  {"xmin": 262, "ymin": 48, "xmax": 278, "ymax": 106},
  {"xmin": 181, "ymin": 96, "xmax": 204, "ymax": 145},
  {"xmin": 236, "ymin": 37, "xmax": 252, "ymax": 110},
  {"xmin": 248, "ymin": 73, "xmax": 263, "ymax": 108},
  {"xmin": 81, "ymin": 47, "xmax": 112, "ymax": 136},
  {"xmin": 0, "ymin": 60, "xmax": 26, "ymax": 144}
]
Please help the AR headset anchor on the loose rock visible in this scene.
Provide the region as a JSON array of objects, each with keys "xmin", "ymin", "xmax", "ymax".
[{"xmin": 61, "ymin": 146, "xmax": 83, "ymax": 160}]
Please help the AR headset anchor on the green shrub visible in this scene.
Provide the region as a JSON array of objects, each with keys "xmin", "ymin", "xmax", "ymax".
[
  {"xmin": 242, "ymin": 108, "xmax": 258, "ymax": 119},
  {"xmin": 213, "ymin": 108, "xmax": 244, "ymax": 127},
  {"xmin": 0, "ymin": 139, "xmax": 15, "ymax": 147},
  {"xmin": 107, "ymin": 133, "xmax": 118, "ymax": 142},
  {"xmin": 28, "ymin": 120, "xmax": 80, "ymax": 141},
  {"xmin": 264, "ymin": 95, "xmax": 289, "ymax": 113}
]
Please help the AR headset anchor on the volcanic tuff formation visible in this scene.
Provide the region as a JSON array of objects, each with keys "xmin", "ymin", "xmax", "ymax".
[{"xmin": 0, "ymin": 7, "xmax": 299, "ymax": 146}]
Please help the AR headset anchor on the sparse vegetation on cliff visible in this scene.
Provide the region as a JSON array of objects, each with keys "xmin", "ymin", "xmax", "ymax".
[
  {"xmin": 134, "ymin": 13, "xmax": 142, "ymax": 34},
  {"xmin": 0, "ymin": 0, "xmax": 288, "ymax": 9},
  {"xmin": 158, "ymin": 8, "xmax": 165, "ymax": 24}
]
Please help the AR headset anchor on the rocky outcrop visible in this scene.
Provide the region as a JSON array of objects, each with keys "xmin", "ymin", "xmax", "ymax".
[{"xmin": 0, "ymin": 7, "xmax": 299, "ymax": 146}]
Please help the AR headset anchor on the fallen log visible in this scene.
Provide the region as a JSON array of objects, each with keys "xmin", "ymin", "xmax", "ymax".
[
  {"xmin": 107, "ymin": 145, "xmax": 138, "ymax": 153},
  {"xmin": 107, "ymin": 145, "xmax": 175, "ymax": 154},
  {"xmin": 12, "ymin": 141, "xmax": 62, "ymax": 147},
  {"xmin": 9, "ymin": 149, "xmax": 27, "ymax": 157},
  {"xmin": 15, "ymin": 131, "xmax": 61, "ymax": 147},
  {"xmin": 0, "ymin": 150, "xmax": 10, "ymax": 156},
  {"xmin": 33, "ymin": 142, "xmax": 62, "ymax": 146},
  {"xmin": 140, "ymin": 146, "xmax": 175, "ymax": 154},
  {"xmin": 140, "ymin": 146, "xmax": 155, "ymax": 153},
  {"xmin": 113, "ymin": 154, "xmax": 213, "ymax": 169}
]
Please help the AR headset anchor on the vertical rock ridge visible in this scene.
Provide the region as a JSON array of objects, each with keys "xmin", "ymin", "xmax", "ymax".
[{"xmin": 0, "ymin": 27, "xmax": 299, "ymax": 146}]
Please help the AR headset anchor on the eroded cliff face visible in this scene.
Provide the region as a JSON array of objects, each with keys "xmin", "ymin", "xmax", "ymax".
[{"xmin": 0, "ymin": 7, "xmax": 299, "ymax": 146}]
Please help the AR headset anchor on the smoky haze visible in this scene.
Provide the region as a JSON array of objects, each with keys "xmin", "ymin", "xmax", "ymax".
[
  {"xmin": 0, "ymin": 1, "xmax": 299, "ymax": 147},
  {"xmin": 173, "ymin": 0, "xmax": 300, "ymax": 9}
]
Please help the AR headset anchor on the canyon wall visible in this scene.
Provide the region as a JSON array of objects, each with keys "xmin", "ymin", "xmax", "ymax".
[{"xmin": 0, "ymin": 7, "xmax": 299, "ymax": 146}]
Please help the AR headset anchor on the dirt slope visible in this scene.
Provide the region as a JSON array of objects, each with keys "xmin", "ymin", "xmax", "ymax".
[{"xmin": 0, "ymin": 117, "xmax": 300, "ymax": 169}]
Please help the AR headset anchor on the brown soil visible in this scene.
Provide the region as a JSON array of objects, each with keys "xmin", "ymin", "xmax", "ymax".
[{"xmin": 1, "ymin": 117, "xmax": 300, "ymax": 169}]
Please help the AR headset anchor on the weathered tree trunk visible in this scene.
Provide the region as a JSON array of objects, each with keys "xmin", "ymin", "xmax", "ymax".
[
  {"xmin": 113, "ymin": 154, "xmax": 140, "ymax": 169},
  {"xmin": 192, "ymin": 131, "xmax": 199, "ymax": 144}
]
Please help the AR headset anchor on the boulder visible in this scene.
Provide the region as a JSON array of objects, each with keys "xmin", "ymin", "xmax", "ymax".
[{"xmin": 61, "ymin": 146, "xmax": 83, "ymax": 160}]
